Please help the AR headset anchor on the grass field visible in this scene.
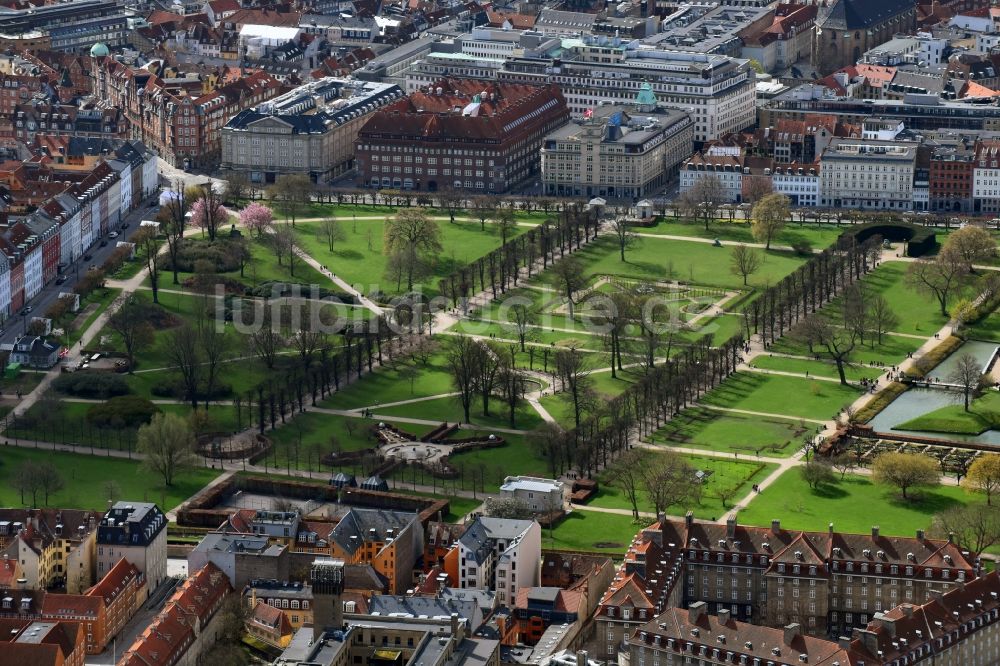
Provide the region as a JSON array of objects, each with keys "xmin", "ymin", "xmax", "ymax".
[
  {"xmin": 701, "ymin": 372, "xmax": 861, "ymax": 421},
  {"xmin": 592, "ymin": 451, "xmax": 775, "ymax": 520},
  {"xmin": 737, "ymin": 471, "xmax": 975, "ymax": 536},
  {"xmin": 894, "ymin": 390, "xmax": 1000, "ymax": 435},
  {"xmin": 768, "ymin": 332, "xmax": 922, "ymax": 367},
  {"xmin": 566, "ymin": 236, "xmax": 807, "ymax": 290},
  {"xmin": 650, "ymin": 407, "xmax": 812, "ymax": 457},
  {"xmin": 638, "ymin": 218, "xmax": 845, "ymax": 249},
  {"xmin": 749, "ymin": 355, "xmax": 884, "ymax": 382},
  {"xmin": 378, "ymin": 395, "xmax": 544, "ymax": 432},
  {"xmin": 853, "ymin": 262, "xmax": 964, "ymax": 336},
  {"xmin": 542, "ymin": 510, "xmax": 646, "ymax": 553},
  {"xmin": 320, "ymin": 353, "xmax": 455, "ymax": 411},
  {"xmin": 0, "ymin": 447, "xmax": 220, "ymax": 511},
  {"xmin": 294, "ymin": 218, "xmax": 524, "ymax": 297},
  {"xmin": 447, "ymin": 434, "xmax": 549, "ymax": 485}
]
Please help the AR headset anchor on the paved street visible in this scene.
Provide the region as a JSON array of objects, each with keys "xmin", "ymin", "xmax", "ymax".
[{"xmin": 0, "ymin": 199, "xmax": 161, "ymax": 347}]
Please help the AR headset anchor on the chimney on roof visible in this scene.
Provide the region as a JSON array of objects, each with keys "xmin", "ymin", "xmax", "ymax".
[
  {"xmin": 901, "ymin": 605, "xmax": 914, "ymax": 618},
  {"xmin": 657, "ymin": 513, "xmax": 666, "ymax": 525},
  {"xmin": 688, "ymin": 601, "xmax": 706, "ymax": 624},
  {"xmin": 876, "ymin": 615, "xmax": 895, "ymax": 637},
  {"xmin": 872, "ymin": 526, "xmax": 879, "ymax": 539},
  {"xmin": 829, "ymin": 523, "xmax": 834, "ymax": 535},
  {"xmin": 771, "ymin": 519, "xmax": 780, "ymax": 535},
  {"xmin": 717, "ymin": 608, "xmax": 731, "ymax": 625},
  {"xmin": 837, "ymin": 636, "xmax": 851, "ymax": 650},
  {"xmin": 783, "ymin": 623, "xmax": 800, "ymax": 645},
  {"xmin": 929, "ymin": 589, "xmax": 944, "ymax": 602},
  {"xmin": 685, "ymin": 512, "xmax": 693, "ymax": 528},
  {"xmin": 948, "ymin": 532, "xmax": 954, "ymax": 543},
  {"xmin": 854, "ymin": 628, "xmax": 879, "ymax": 655},
  {"xmin": 575, "ymin": 650, "xmax": 588, "ymax": 666},
  {"xmin": 726, "ymin": 517, "xmax": 736, "ymax": 540},
  {"xmin": 916, "ymin": 529, "xmax": 925, "ymax": 541}
]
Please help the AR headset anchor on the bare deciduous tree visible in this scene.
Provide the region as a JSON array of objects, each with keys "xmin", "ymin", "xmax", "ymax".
[{"xmin": 729, "ymin": 244, "xmax": 763, "ymax": 286}]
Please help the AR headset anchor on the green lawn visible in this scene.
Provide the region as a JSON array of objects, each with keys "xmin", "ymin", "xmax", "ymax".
[
  {"xmin": 737, "ymin": 471, "xmax": 975, "ymax": 536},
  {"xmin": 750, "ymin": 355, "xmax": 884, "ymax": 382},
  {"xmin": 650, "ymin": 407, "xmax": 813, "ymax": 457},
  {"xmin": 639, "ymin": 218, "xmax": 845, "ymax": 249},
  {"xmin": 566, "ymin": 236, "xmax": 807, "ymax": 290},
  {"xmin": 768, "ymin": 332, "xmax": 922, "ymax": 367},
  {"xmin": 593, "ymin": 451, "xmax": 775, "ymax": 520},
  {"xmin": 147, "ymin": 237, "xmax": 327, "ymax": 292},
  {"xmin": 542, "ymin": 510, "xmax": 646, "ymax": 553},
  {"xmin": 894, "ymin": 390, "xmax": 1000, "ymax": 435},
  {"xmin": 9, "ymin": 399, "xmax": 243, "ymax": 452},
  {"xmin": 320, "ymin": 353, "xmax": 455, "ymax": 411},
  {"xmin": 378, "ymin": 395, "xmax": 543, "ymax": 432},
  {"xmin": 0, "ymin": 446, "xmax": 220, "ymax": 511},
  {"xmin": 448, "ymin": 434, "xmax": 550, "ymax": 485},
  {"xmin": 293, "ymin": 218, "xmax": 524, "ymax": 297},
  {"xmin": 967, "ymin": 310, "xmax": 1000, "ymax": 342},
  {"xmin": 853, "ymin": 262, "xmax": 971, "ymax": 336},
  {"xmin": 701, "ymin": 372, "xmax": 861, "ymax": 421}
]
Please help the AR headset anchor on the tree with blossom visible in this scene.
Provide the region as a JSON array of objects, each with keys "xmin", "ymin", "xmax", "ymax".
[
  {"xmin": 239, "ymin": 202, "xmax": 274, "ymax": 238},
  {"xmin": 190, "ymin": 189, "xmax": 229, "ymax": 242}
]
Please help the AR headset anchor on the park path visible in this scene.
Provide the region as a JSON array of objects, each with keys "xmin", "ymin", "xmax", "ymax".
[
  {"xmin": 634, "ymin": 231, "xmax": 810, "ymax": 255},
  {"xmin": 742, "ymin": 365, "xmax": 845, "ymax": 384},
  {"xmin": 345, "ymin": 392, "xmax": 459, "ymax": 412},
  {"xmin": 694, "ymin": 404, "xmax": 829, "ymax": 426},
  {"xmin": 307, "ymin": 405, "xmax": 528, "ymax": 436},
  {"xmin": 10, "ymin": 254, "xmax": 164, "ymax": 420}
]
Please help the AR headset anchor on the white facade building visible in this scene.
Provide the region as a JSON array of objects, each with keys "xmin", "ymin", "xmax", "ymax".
[
  {"xmin": 772, "ymin": 164, "xmax": 820, "ymax": 207},
  {"xmin": 0, "ymin": 257, "xmax": 10, "ymax": 319},
  {"xmin": 499, "ymin": 476, "xmax": 565, "ymax": 514},
  {"xmin": 819, "ymin": 139, "xmax": 916, "ymax": 210},
  {"xmin": 457, "ymin": 517, "xmax": 541, "ymax": 606}
]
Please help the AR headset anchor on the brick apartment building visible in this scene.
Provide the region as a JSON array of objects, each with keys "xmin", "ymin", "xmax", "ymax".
[
  {"xmin": 91, "ymin": 57, "xmax": 283, "ymax": 168},
  {"xmin": 596, "ymin": 515, "xmax": 979, "ymax": 660},
  {"xmin": 354, "ymin": 78, "xmax": 569, "ymax": 193}
]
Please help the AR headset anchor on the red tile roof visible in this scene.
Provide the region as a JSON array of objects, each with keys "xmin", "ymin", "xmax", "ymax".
[{"xmin": 86, "ymin": 559, "xmax": 142, "ymax": 607}]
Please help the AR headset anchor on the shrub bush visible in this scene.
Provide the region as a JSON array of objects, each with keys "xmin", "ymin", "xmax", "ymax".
[
  {"xmin": 791, "ymin": 239, "xmax": 813, "ymax": 256},
  {"xmin": 166, "ymin": 238, "xmax": 242, "ymax": 273},
  {"xmin": 53, "ymin": 372, "xmax": 130, "ymax": 399},
  {"xmin": 86, "ymin": 395, "xmax": 160, "ymax": 428}
]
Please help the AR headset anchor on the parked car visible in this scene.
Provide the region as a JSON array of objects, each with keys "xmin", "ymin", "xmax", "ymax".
[
  {"xmin": 109, "ymin": 231, "xmax": 119, "ymax": 238},
  {"xmin": 99, "ymin": 240, "xmax": 108, "ymax": 247},
  {"xmin": 83, "ymin": 253, "xmax": 92, "ymax": 261},
  {"xmin": 55, "ymin": 275, "xmax": 67, "ymax": 285}
]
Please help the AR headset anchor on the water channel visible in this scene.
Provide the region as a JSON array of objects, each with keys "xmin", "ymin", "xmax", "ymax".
[{"xmin": 866, "ymin": 339, "xmax": 1000, "ymax": 447}]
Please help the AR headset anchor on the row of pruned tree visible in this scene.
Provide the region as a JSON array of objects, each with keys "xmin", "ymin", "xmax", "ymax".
[
  {"xmin": 744, "ymin": 236, "xmax": 882, "ymax": 347},
  {"xmin": 534, "ymin": 236, "xmax": 884, "ymax": 480},
  {"xmin": 437, "ymin": 205, "xmax": 600, "ymax": 307}
]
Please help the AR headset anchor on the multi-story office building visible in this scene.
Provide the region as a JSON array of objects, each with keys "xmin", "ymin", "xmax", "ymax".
[
  {"xmin": 0, "ymin": 0, "xmax": 127, "ymax": 53},
  {"xmin": 222, "ymin": 78, "xmax": 404, "ymax": 184},
  {"xmin": 498, "ymin": 47, "xmax": 755, "ymax": 144},
  {"xmin": 355, "ymin": 78, "xmax": 569, "ymax": 193},
  {"xmin": 541, "ymin": 93, "xmax": 693, "ymax": 199},
  {"xmin": 819, "ymin": 139, "xmax": 917, "ymax": 209}
]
